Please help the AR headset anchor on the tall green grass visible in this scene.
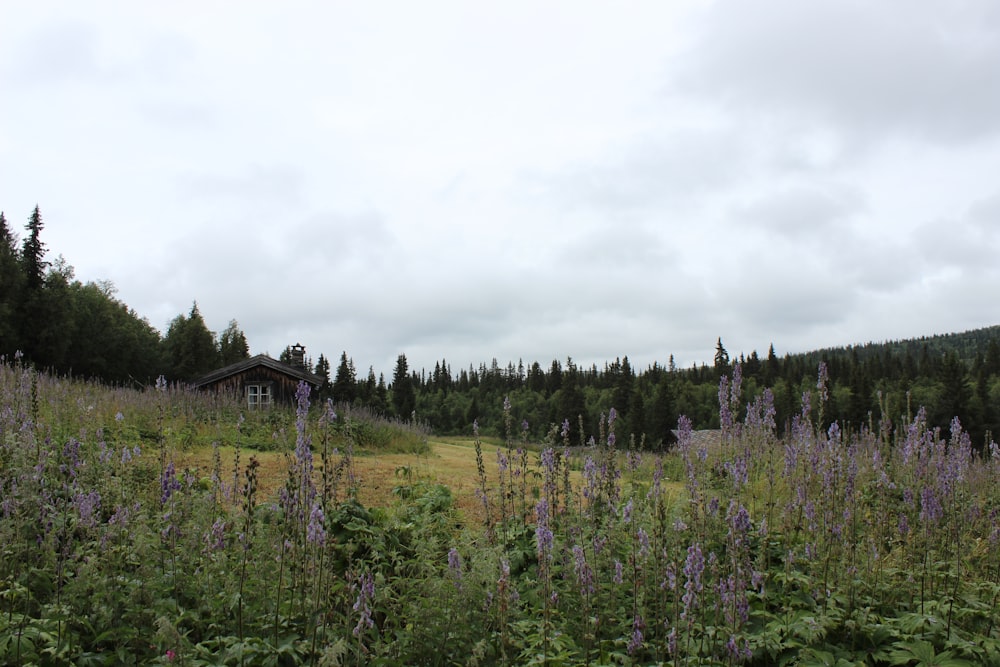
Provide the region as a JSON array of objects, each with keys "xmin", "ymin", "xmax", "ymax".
[{"xmin": 1, "ymin": 357, "xmax": 999, "ymax": 665}]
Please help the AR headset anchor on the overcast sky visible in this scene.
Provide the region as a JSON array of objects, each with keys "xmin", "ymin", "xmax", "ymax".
[{"xmin": 2, "ymin": 1, "xmax": 999, "ymax": 378}]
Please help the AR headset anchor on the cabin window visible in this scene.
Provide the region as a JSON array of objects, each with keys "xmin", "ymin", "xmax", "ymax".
[{"xmin": 247, "ymin": 384, "xmax": 272, "ymax": 409}]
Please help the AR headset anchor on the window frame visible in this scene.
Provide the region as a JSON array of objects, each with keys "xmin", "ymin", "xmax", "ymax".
[{"xmin": 246, "ymin": 382, "xmax": 273, "ymax": 409}]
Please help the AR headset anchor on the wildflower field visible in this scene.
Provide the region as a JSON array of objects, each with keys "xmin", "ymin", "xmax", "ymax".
[{"xmin": 2, "ymin": 358, "xmax": 999, "ymax": 666}]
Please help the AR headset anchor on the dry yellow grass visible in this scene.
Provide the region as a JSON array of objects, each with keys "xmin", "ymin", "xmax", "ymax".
[
  {"xmin": 175, "ymin": 437, "xmax": 513, "ymax": 522},
  {"xmin": 176, "ymin": 437, "xmax": 684, "ymax": 525}
]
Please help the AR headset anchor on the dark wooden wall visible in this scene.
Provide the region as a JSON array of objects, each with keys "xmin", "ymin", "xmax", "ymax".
[{"xmin": 202, "ymin": 367, "xmax": 313, "ymax": 406}]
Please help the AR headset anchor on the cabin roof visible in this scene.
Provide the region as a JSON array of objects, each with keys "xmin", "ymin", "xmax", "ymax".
[{"xmin": 193, "ymin": 354, "xmax": 323, "ymax": 388}]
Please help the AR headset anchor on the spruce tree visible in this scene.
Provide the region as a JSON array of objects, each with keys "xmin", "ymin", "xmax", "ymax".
[
  {"xmin": 555, "ymin": 358, "xmax": 588, "ymax": 444},
  {"xmin": 332, "ymin": 351, "xmax": 357, "ymax": 404},
  {"xmin": 21, "ymin": 206, "xmax": 47, "ymax": 290},
  {"xmin": 314, "ymin": 354, "xmax": 332, "ymax": 398},
  {"xmin": 391, "ymin": 353, "xmax": 416, "ymax": 419},
  {"xmin": 714, "ymin": 337, "xmax": 730, "ymax": 376},
  {"xmin": 0, "ymin": 212, "xmax": 23, "ymax": 355},
  {"xmin": 218, "ymin": 319, "xmax": 250, "ymax": 365},
  {"xmin": 164, "ymin": 302, "xmax": 219, "ymax": 381}
]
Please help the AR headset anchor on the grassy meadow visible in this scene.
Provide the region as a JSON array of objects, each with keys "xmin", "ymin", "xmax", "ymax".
[{"xmin": 2, "ymin": 357, "xmax": 1000, "ymax": 666}]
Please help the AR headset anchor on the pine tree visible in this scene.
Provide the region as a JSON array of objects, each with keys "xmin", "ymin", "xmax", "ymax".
[
  {"xmin": 527, "ymin": 361, "xmax": 546, "ymax": 393},
  {"xmin": 391, "ymin": 353, "xmax": 415, "ymax": 419},
  {"xmin": 25, "ymin": 254, "xmax": 75, "ymax": 370},
  {"xmin": 714, "ymin": 337, "xmax": 730, "ymax": 376},
  {"xmin": 21, "ymin": 206, "xmax": 48, "ymax": 291},
  {"xmin": 375, "ymin": 372, "xmax": 390, "ymax": 415},
  {"xmin": 218, "ymin": 319, "xmax": 250, "ymax": 365},
  {"xmin": 0, "ymin": 212, "xmax": 24, "ymax": 355},
  {"xmin": 164, "ymin": 302, "xmax": 219, "ymax": 381},
  {"xmin": 314, "ymin": 354, "xmax": 332, "ymax": 397},
  {"xmin": 332, "ymin": 351, "xmax": 357, "ymax": 404},
  {"xmin": 763, "ymin": 344, "xmax": 780, "ymax": 387},
  {"xmin": 14, "ymin": 207, "xmax": 51, "ymax": 365},
  {"xmin": 612, "ymin": 356, "xmax": 635, "ymax": 435},
  {"xmin": 555, "ymin": 358, "xmax": 588, "ymax": 444}
]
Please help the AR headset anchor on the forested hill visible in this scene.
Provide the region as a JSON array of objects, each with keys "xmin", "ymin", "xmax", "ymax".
[
  {"xmin": 801, "ymin": 325, "xmax": 1000, "ymax": 369},
  {"xmin": 394, "ymin": 325, "xmax": 1000, "ymax": 450},
  {"xmin": 2, "ymin": 206, "xmax": 997, "ymax": 449}
]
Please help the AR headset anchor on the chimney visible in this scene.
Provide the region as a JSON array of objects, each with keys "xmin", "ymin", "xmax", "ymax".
[{"xmin": 289, "ymin": 343, "xmax": 306, "ymax": 370}]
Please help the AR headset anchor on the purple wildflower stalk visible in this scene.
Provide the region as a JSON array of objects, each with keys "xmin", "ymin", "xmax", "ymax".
[
  {"xmin": 352, "ymin": 571, "xmax": 376, "ymax": 638},
  {"xmin": 681, "ymin": 542, "xmax": 704, "ymax": 621},
  {"xmin": 572, "ymin": 544, "xmax": 596, "ymax": 597},
  {"xmin": 627, "ymin": 614, "xmax": 645, "ymax": 655},
  {"xmin": 306, "ymin": 501, "xmax": 326, "ymax": 546},
  {"xmin": 472, "ymin": 420, "xmax": 494, "ymax": 541},
  {"xmin": 448, "ymin": 547, "xmax": 463, "ymax": 590}
]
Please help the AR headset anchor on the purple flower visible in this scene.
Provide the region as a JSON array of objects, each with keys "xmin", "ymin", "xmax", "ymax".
[
  {"xmin": 627, "ymin": 449, "xmax": 641, "ymax": 472},
  {"xmin": 621, "ymin": 498, "xmax": 633, "ymax": 523},
  {"xmin": 535, "ymin": 499, "xmax": 553, "ymax": 561},
  {"xmin": 108, "ymin": 503, "xmax": 136, "ymax": 527},
  {"xmin": 582, "ymin": 456, "xmax": 598, "ymax": 499},
  {"xmin": 662, "ymin": 562, "xmax": 677, "ymax": 591},
  {"xmin": 817, "ymin": 362, "xmax": 829, "ymax": 404},
  {"xmin": 540, "ymin": 447, "xmax": 556, "ymax": 475},
  {"xmin": 73, "ymin": 490, "xmax": 101, "ymax": 528},
  {"xmin": 636, "ymin": 527, "xmax": 650, "ymax": 558},
  {"xmin": 726, "ymin": 635, "xmax": 752, "ymax": 661},
  {"xmin": 919, "ymin": 486, "xmax": 943, "ymax": 525},
  {"xmin": 448, "ymin": 547, "xmax": 463, "ymax": 588},
  {"xmin": 161, "ymin": 462, "xmax": 182, "ymax": 504},
  {"xmin": 204, "ymin": 518, "xmax": 226, "ymax": 552},
  {"xmin": 723, "ymin": 455, "xmax": 749, "ymax": 489},
  {"xmin": 307, "ymin": 502, "xmax": 326, "ymax": 546},
  {"xmin": 728, "ymin": 501, "xmax": 752, "ymax": 548},
  {"xmin": 627, "ymin": 615, "xmax": 644, "ymax": 655},
  {"xmin": 62, "ymin": 438, "xmax": 83, "ymax": 480},
  {"xmin": 719, "ymin": 375, "xmax": 733, "ymax": 434},
  {"xmin": 682, "ymin": 543, "xmax": 704, "ymax": 619},
  {"xmin": 352, "ymin": 571, "xmax": 376, "ymax": 637},
  {"xmin": 571, "ymin": 544, "xmax": 595, "ymax": 596},
  {"xmin": 648, "ymin": 456, "xmax": 664, "ymax": 500},
  {"xmin": 613, "ymin": 559, "xmax": 624, "ymax": 585},
  {"xmin": 707, "ymin": 497, "xmax": 720, "ymax": 517},
  {"xmin": 666, "ymin": 627, "xmax": 678, "ymax": 656}
]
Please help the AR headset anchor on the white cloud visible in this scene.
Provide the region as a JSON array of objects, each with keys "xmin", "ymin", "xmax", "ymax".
[
  {"xmin": 674, "ymin": 0, "xmax": 1000, "ymax": 145},
  {"xmin": 1, "ymin": 0, "xmax": 998, "ymax": 377}
]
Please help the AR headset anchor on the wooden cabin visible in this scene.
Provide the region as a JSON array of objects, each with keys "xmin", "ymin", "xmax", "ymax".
[{"xmin": 194, "ymin": 344, "xmax": 323, "ymax": 408}]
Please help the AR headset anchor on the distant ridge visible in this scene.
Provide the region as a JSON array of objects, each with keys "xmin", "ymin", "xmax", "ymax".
[{"xmin": 791, "ymin": 324, "xmax": 1000, "ymax": 368}]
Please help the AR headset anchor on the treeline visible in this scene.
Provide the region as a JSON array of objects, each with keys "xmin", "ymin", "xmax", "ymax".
[
  {"xmin": 324, "ymin": 331, "xmax": 999, "ymax": 449},
  {"xmin": 4, "ymin": 207, "xmax": 998, "ymax": 448},
  {"xmin": 0, "ymin": 207, "xmax": 252, "ymax": 385}
]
